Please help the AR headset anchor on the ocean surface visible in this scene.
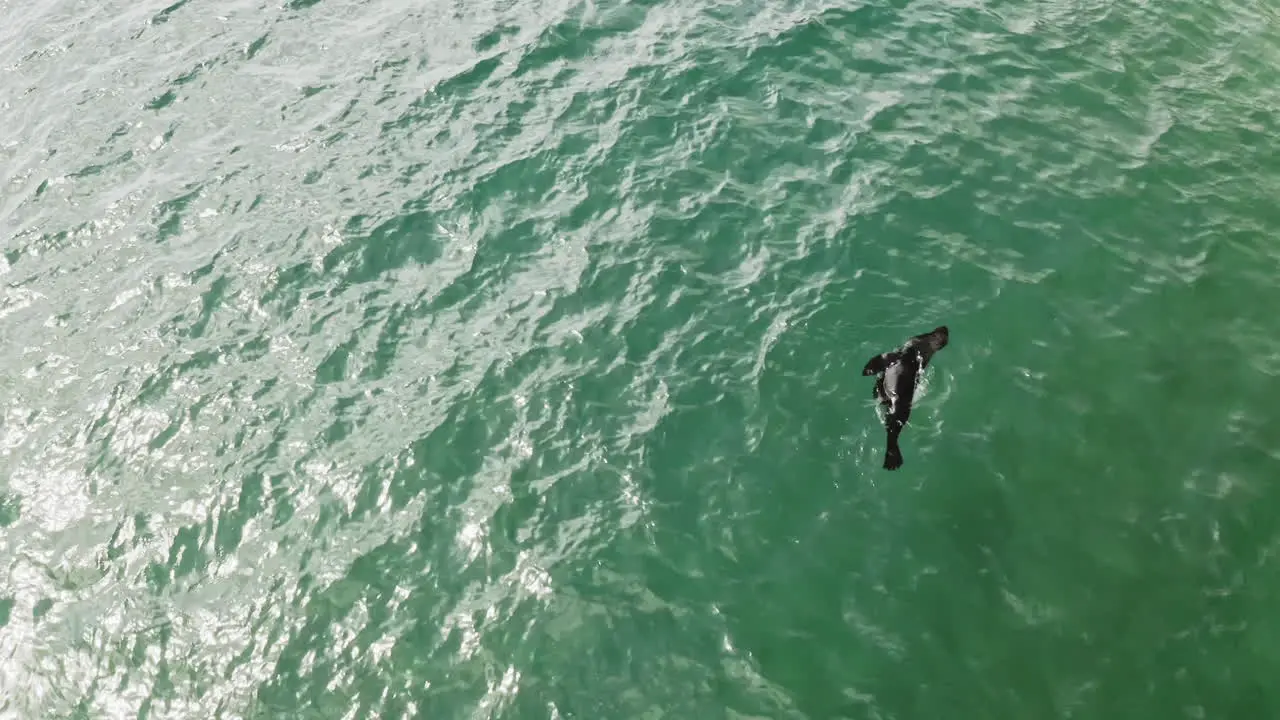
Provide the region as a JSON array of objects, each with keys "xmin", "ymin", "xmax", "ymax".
[{"xmin": 3, "ymin": 0, "xmax": 1280, "ymax": 717}]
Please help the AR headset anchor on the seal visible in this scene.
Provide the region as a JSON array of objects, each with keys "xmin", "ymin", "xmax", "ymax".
[{"xmin": 861, "ymin": 325, "xmax": 949, "ymax": 470}]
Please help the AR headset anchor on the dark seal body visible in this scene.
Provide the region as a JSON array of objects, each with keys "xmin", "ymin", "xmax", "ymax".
[{"xmin": 861, "ymin": 326, "xmax": 949, "ymax": 470}]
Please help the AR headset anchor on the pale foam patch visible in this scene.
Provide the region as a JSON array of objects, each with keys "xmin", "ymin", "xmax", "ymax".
[
  {"xmin": 78, "ymin": 463, "xmax": 427, "ymax": 719},
  {"xmin": 712, "ymin": 609, "xmax": 803, "ymax": 717},
  {"xmin": 725, "ymin": 245, "xmax": 770, "ymax": 292},
  {"xmin": 7, "ymin": 414, "xmax": 92, "ymax": 533},
  {"xmin": 473, "ymin": 664, "xmax": 521, "ymax": 720},
  {"xmin": 438, "ymin": 547, "xmax": 554, "ymax": 677},
  {"xmin": 0, "ymin": 558, "xmax": 62, "ymax": 710},
  {"xmin": 615, "ymin": 468, "xmax": 647, "ymax": 531},
  {"xmin": 0, "ymin": 403, "xmax": 45, "ymax": 456},
  {"xmin": 0, "ymin": 286, "xmax": 43, "ymax": 321},
  {"xmin": 107, "ymin": 405, "xmax": 176, "ymax": 457}
]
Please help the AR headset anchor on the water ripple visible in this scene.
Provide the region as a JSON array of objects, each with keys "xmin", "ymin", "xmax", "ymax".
[{"xmin": 4, "ymin": 0, "xmax": 1280, "ymax": 716}]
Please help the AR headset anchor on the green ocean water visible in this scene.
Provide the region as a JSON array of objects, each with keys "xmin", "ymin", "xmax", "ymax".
[{"xmin": 3, "ymin": 0, "xmax": 1280, "ymax": 716}]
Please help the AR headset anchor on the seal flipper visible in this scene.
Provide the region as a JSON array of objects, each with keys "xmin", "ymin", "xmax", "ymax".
[
  {"xmin": 862, "ymin": 351, "xmax": 902, "ymax": 376},
  {"xmin": 883, "ymin": 424, "xmax": 904, "ymax": 470}
]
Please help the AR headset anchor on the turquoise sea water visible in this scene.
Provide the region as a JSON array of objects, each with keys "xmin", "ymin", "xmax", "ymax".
[{"xmin": 4, "ymin": 0, "xmax": 1280, "ymax": 717}]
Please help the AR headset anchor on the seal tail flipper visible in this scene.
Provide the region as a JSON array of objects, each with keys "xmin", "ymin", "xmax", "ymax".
[
  {"xmin": 883, "ymin": 428, "xmax": 904, "ymax": 470},
  {"xmin": 862, "ymin": 351, "xmax": 901, "ymax": 376}
]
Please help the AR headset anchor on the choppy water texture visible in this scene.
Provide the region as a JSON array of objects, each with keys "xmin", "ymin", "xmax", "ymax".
[{"xmin": 3, "ymin": 0, "xmax": 1280, "ymax": 717}]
